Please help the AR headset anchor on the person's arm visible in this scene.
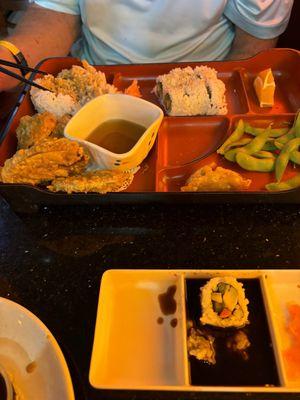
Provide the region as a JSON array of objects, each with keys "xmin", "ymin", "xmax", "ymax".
[
  {"xmin": 225, "ymin": 26, "xmax": 278, "ymax": 60},
  {"xmin": 0, "ymin": 3, "xmax": 81, "ymax": 91}
]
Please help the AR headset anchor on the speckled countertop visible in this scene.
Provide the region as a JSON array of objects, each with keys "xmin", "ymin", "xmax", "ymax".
[{"xmin": 0, "ymin": 196, "xmax": 300, "ymax": 400}]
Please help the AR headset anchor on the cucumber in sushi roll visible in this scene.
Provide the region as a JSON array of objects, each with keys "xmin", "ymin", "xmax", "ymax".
[{"xmin": 200, "ymin": 277, "xmax": 249, "ymax": 328}]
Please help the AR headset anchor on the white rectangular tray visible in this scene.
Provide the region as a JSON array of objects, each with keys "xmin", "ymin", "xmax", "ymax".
[{"xmin": 89, "ymin": 269, "xmax": 300, "ymax": 392}]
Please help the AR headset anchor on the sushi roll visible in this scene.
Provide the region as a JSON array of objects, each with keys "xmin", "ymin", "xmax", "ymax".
[
  {"xmin": 200, "ymin": 277, "xmax": 249, "ymax": 328},
  {"xmin": 154, "ymin": 66, "xmax": 227, "ymax": 116}
]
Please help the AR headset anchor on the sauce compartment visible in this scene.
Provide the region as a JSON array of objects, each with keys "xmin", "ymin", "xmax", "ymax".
[
  {"xmin": 185, "ymin": 277, "xmax": 280, "ymax": 387},
  {"xmin": 89, "ymin": 270, "xmax": 188, "ymax": 389}
]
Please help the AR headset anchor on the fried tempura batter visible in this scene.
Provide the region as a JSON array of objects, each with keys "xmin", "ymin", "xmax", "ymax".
[
  {"xmin": 48, "ymin": 169, "xmax": 134, "ymax": 194},
  {"xmin": 181, "ymin": 162, "xmax": 251, "ymax": 192},
  {"xmin": 33, "ymin": 60, "xmax": 118, "ymax": 106},
  {"xmin": 1, "ymin": 138, "xmax": 89, "ymax": 185},
  {"xmin": 16, "ymin": 112, "xmax": 71, "ymax": 149}
]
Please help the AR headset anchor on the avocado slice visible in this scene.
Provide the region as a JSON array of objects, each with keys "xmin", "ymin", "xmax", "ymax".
[
  {"xmin": 217, "ymin": 282, "xmax": 228, "ymax": 294},
  {"xmin": 223, "ymin": 285, "xmax": 238, "ymax": 312},
  {"xmin": 213, "ymin": 301, "xmax": 224, "ymax": 314},
  {"xmin": 211, "ymin": 292, "xmax": 223, "ymax": 303}
]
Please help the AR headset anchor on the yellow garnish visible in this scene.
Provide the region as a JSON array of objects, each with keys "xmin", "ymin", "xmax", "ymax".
[{"xmin": 253, "ymin": 68, "xmax": 275, "ymax": 108}]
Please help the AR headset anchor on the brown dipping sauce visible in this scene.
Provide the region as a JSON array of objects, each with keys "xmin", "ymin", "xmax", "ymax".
[
  {"xmin": 170, "ymin": 318, "xmax": 178, "ymax": 328},
  {"xmin": 86, "ymin": 119, "xmax": 146, "ymax": 154},
  {"xmin": 158, "ymin": 285, "xmax": 177, "ymax": 315}
]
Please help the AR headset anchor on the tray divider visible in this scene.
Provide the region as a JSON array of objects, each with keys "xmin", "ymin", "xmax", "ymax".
[
  {"xmin": 179, "ymin": 272, "xmax": 190, "ymax": 386},
  {"xmin": 260, "ymin": 273, "xmax": 286, "ymax": 387}
]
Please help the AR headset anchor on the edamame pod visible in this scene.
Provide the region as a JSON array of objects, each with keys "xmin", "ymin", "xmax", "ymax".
[
  {"xmin": 275, "ymin": 138, "xmax": 300, "ymax": 182},
  {"xmin": 262, "ymin": 141, "xmax": 278, "ymax": 151},
  {"xmin": 236, "ymin": 153, "xmax": 275, "ymax": 172},
  {"xmin": 289, "ymin": 151, "xmax": 300, "ymax": 165},
  {"xmin": 224, "ymin": 125, "xmax": 271, "ymax": 162},
  {"xmin": 217, "ymin": 119, "xmax": 244, "ymax": 155},
  {"xmin": 294, "ymin": 111, "xmax": 300, "ymax": 137},
  {"xmin": 266, "ymin": 174, "xmax": 300, "ymax": 192},
  {"xmin": 223, "ymin": 138, "xmax": 252, "ymax": 153},
  {"xmin": 253, "ymin": 151, "xmax": 276, "ymax": 159},
  {"xmin": 275, "ymin": 127, "xmax": 295, "ymax": 145},
  {"xmin": 244, "ymin": 123, "xmax": 289, "ymax": 138}
]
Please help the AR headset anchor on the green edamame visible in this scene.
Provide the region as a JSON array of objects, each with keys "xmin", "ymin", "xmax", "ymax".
[
  {"xmin": 294, "ymin": 111, "xmax": 300, "ymax": 137},
  {"xmin": 289, "ymin": 151, "xmax": 300, "ymax": 165},
  {"xmin": 266, "ymin": 173, "xmax": 300, "ymax": 192},
  {"xmin": 244, "ymin": 123, "xmax": 289, "ymax": 138},
  {"xmin": 253, "ymin": 151, "xmax": 276, "ymax": 159},
  {"xmin": 275, "ymin": 127, "xmax": 295, "ymax": 145},
  {"xmin": 217, "ymin": 119, "xmax": 244, "ymax": 155},
  {"xmin": 262, "ymin": 141, "xmax": 278, "ymax": 152},
  {"xmin": 224, "ymin": 125, "xmax": 271, "ymax": 162},
  {"xmin": 236, "ymin": 153, "xmax": 275, "ymax": 172},
  {"xmin": 275, "ymin": 138, "xmax": 300, "ymax": 182},
  {"xmin": 222, "ymin": 138, "xmax": 252, "ymax": 153}
]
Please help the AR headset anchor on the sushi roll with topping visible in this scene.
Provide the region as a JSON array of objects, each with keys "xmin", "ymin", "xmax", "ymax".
[
  {"xmin": 200, "ymin": 277, "xmax": 249, "ymax": 328},
  {"xmin": 154, "ymin": 65, "xmax": 227, "ymax": 116}
]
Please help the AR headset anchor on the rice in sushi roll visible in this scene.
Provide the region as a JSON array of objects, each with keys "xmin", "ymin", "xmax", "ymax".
[
  {"xmin": 200, "ymin": 277, "xmax": 249, "ymax": 328},
  {"xmin": 154, "ymin": 65, "xmax": 227, "ymax": 116}
]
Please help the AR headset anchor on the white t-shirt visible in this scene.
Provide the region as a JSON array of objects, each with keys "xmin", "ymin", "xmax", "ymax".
[{"xmin": 34, "ymin": 0, "xmax": 293, "ymax": 64}]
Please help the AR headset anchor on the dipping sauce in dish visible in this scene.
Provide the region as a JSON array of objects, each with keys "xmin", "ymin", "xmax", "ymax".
[{"xmin": 86, "ymin": 119, "xmax": 146, "ymax": 154}]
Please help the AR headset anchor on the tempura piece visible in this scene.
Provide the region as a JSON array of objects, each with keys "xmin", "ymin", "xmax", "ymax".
[
  {"xmin": 31, "ymin": 60, "xmax": 118, "ymax": 116},
  {"xmin": 16, "ymin": 112, "xmax": 71, "ymax": 149},
  {"xmin": 226, "ymin": 330, "xmax": 251, "ymax": 360},
  {"xmin": 0, "ymin": 138, "xmax": 89, "ymax": 185},
  {"xmin": 181, "ymin": 163, "xmax": 251, "ymax": 192},
  {"xmin": 47, "ymin": 169, "xmax": 134, "ymax": 194},
  {"xmin": 187, "ymin": 327, "xmax": 216, "ymax": 364}
]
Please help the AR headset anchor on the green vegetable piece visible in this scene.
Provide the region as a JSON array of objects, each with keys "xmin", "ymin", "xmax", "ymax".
[
  {"xmin": 222, "ymin": 138, "xmax": 251, "ymax": 153},
  {"xmin": 253, "ymin": 150, "xmax": 276, "ymax": 159},
  {"xmin": 213, "ymin": 301, "xmax": 224, "ymax": 314},
  {"xmin": 244, "ymin": 123, "xmax": 288, "ymax": 138},
  {"xmin": 224, "ymin": 126, "xmax": 271, "ymax": 162},
  {"xmin": 276, "ymin": 127, "xmax": 295, "ymax": 145},
  {"xmin": 266, "ymin": 173, "xmax": 300, "ymax": 192},
  {"xmin": 275, "ymin": 138, "xmax": 300, "ymax": 182},
  {"xmin": 274, "ymin": 140, "xmax": 284, "ymax": 150},
  {"xmin": 217, "ymin": 282, "xmax": 228, "ymax": 294},
  {"xmin": 211, "ymin": 292, "xmax": 223, "ymax": 303},
  {"xmin": 290, "ymin": 151, "xmax": 300, "ymax": 165},
  {"xmin": 262, "ymin": 141, "xmax": 278, "ymax": 152},
  {"xmin": 223, "ymin": 286, "xmax": 238, "ymax": 312},
  {"xmin": 236, "ymin": 153, "xmax": 275, "ymax": 172},
  {"xmin": 217, "ymin": 119, "xmax": 244, "ymax": 155}
]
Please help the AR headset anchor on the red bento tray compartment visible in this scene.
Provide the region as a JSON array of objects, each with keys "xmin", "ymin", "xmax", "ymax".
[{"xmin": 0, "ymin": 48, "xmax": 299, "ymax": 208}]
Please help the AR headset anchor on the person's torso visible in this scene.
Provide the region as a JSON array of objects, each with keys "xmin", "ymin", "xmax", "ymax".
[{"xmin": 72, "ymin": 0, "xmax": 234, "ymax": 64}]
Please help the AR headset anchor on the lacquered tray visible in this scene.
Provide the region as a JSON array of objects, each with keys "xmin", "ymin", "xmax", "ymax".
[
  {"xmin": 0, "ymin": 48, "xmax": 300, "ymax": 210},
  {"xmin": 89, "ymin": 269, "xmax": 300, "ymax": 392}
]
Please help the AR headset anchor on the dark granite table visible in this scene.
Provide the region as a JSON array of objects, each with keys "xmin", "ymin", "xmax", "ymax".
[{"xmin": 1, "ymin": 93, "xmax": 300, "ymax": 400}]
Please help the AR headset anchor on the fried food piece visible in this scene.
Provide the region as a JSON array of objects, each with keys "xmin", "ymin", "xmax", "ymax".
[
  {"xmin": 48, "ymin": 169, "xmax": 134, "ymax": 194},
  {"xmin": 1, "ymin": 138, "xmax": 89, "ymax": 185},
  {"xmin": 16, "ymin": 112, "xmax": 57, "ymax": 149},
  {"xmin": 187, "ymin": 327, "xmax": 216, "ymax": 364},
  {"xmin": 181, "ymin": 162, "xmax": 251, "ymax": 192},
  {"xmin": 16, "ymin": 112, "xmax": 71, "ymax": 149},
  {"xmin": 226, "ymin": 330, "xmax": 251, "ymax": 360}
]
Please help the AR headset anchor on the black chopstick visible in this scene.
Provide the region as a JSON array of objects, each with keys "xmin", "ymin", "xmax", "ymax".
[
  {"xmin": 0, "ymin": 58, "xmax": 48, "ymax": 75},
  {"xmin": 0, "ymin": 65, "xmax": 51, "ymax": 91}
]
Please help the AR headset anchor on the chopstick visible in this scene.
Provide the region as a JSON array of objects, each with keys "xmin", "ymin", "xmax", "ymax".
[
  {"xmin": 0, "ymin": 58, "xmax": 48, "ymax": 75},
  {"xmin": 0, "ymin": 65, "xmax": 51, "ymax": 91}
]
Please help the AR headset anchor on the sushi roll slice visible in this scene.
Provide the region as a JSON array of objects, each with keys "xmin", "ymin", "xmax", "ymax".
[
  {"xmin": 200, "ymin": 277, "xmax": 249, "ymax": 328},
  {"xmin": 154, "ymin": 66, "xmax": 227, "ymax": 116}
]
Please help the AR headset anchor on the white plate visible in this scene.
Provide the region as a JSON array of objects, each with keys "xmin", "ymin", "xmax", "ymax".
[{"xmin": 0, "ymin": 297, "xmax": 74, "ymax": 400}]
